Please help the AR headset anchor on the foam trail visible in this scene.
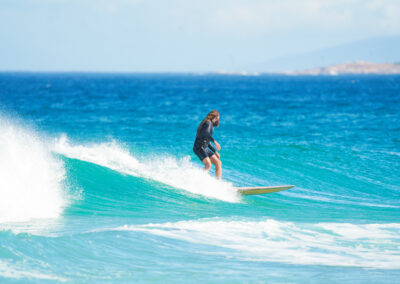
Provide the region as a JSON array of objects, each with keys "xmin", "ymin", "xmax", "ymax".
[
  {"xmin": 53, "ymin": 136, "xmax": 239, "ymax": 202},
  {"xmin": 0, "ymin": 118, "xmax": 67, "ymax": 223},
  {"xmin": 0, "ymin": 260, "xmax": 66, "ymax": 282},
  {"xmin": 113, "ymin": 219, "xmax": 400, "ymax": 269}
]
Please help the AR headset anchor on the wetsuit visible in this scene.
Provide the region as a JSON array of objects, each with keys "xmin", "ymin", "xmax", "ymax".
[{"xmin": 193, "ymin": 120, "xmax": 216, "ymax": 161}]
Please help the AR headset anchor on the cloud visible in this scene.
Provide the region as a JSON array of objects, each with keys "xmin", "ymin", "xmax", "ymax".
[
  {"xmin": 206, "ymin": 0, "xmax": 400, "ymax": 38},
  {"xmin": 14, "ymin": 0, "xmax": 400, "ymax": 38},
  {"xmin": 1, "ymin": 0, "xmax": 399, "ymax": 71},
  {"xmin": 367, "ymin": 0, "xmax": 400, "ymax": 32}
]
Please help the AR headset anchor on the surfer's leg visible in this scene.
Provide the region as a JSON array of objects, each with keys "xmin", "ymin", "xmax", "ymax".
[
  {"xmin": 202, "ymin": 157, "xmax": 212, "ymax": 171},
  {"xmin": 210, "ymin": 154, "xmax": 222, "ymax": 179}
]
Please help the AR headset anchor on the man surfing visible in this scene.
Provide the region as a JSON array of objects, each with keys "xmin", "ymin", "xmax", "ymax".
[{"xmin": 193, "ymin": 110, "xmax": 222, "ymax": 179}]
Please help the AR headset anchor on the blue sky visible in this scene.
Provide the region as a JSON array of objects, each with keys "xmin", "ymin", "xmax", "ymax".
[{"xmin": 1, "ymin": 0, "xmax": 399, "ymax": 72}]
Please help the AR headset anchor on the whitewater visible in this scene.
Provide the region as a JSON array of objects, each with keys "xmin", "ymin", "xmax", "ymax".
[{"xmin": 0, "ymin": 73, "xmax": 399, "ymax": 283}]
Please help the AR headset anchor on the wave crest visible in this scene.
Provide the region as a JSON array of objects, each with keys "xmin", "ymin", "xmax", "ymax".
[
  {"xmin": 0, "ymin": 118, "xmax": 67, "ymax": 223},
  {"xmin": 53, "ymin": 135, "xmax": 239, "ymax": 202}
]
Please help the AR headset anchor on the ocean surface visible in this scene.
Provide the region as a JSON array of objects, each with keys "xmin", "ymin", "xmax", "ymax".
[{"xmin": 0, "ymin": 73, "xmax": 399, "ymax": 283}]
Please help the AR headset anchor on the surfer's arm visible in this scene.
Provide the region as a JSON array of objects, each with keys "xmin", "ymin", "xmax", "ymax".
[
  {"xmin": 203, "ymin": 120, "xmax": 220, "ymax": 151},
  {"xmin": 203, "ymin": 121, "xmax": 215, "ymax": 143},
  {"xmin": 208, "ymin": 142, "xmax": 216, "ymax": 152},
  {"xmin": 213, "ymin": 140, "xmax": 221, "ymax": 151}
]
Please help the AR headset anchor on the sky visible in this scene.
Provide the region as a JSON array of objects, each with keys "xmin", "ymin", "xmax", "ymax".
[{"xmin": 0, "ymin": 0, "xmax": 399, "ymax": 72}]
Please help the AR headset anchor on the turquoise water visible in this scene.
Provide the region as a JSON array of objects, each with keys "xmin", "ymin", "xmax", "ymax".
[{"xmin": 0, "ymin": 73, "xmax": 399, "ymax": 283}]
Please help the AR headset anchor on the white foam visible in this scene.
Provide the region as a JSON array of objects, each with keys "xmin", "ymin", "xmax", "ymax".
[
  {"xmin": 53, "ymin": 135, "xmax": 239, "ymax": 202},
  {"xmin": 0, "ymin": 260, "xmax": 66, "ymax": 282},
  {"xmin": 113, "ymin": 219, "xmax": 400, "ymax": 269},
  {"xmin": 0, "ymin": 118, "xmax": 67, "ymax": 223}
]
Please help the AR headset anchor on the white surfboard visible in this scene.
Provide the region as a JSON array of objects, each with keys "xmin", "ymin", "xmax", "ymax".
[{"xmin": 237, "ymin": 185, "xmax": 295, "ymax": 196}]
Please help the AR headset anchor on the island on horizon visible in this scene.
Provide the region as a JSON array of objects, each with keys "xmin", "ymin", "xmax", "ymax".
[{"xmin": 286, "ymin": 61, "xmax": 400, "ymax": 75}]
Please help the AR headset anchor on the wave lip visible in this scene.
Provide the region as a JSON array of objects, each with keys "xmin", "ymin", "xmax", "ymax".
[
  {"xmin": 0, "ymin": 118, "xmax": 67, "ymax": 223},
  {"xmin": 112, "ymin": 218, "xmax": 400, "ymax": 269},
  {"xmin": 53, "ymin": 136, "xmax": 240, "ymax": 202}
]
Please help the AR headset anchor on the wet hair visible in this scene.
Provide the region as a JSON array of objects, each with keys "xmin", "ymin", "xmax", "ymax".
[{"xmin": 197, "ymin": 110, "xmax": 219, "ymax": 133}]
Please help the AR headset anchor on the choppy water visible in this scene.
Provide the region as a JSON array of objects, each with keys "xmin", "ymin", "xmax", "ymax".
[{"xmin": 0, "ymin": 73, "xmax": 399, "ymax": 283}]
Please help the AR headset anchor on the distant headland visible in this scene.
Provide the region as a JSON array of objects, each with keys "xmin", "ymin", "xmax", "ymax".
[{"xmin": 286, "ymin": 61, "xmax": 400, "ymax": 75}]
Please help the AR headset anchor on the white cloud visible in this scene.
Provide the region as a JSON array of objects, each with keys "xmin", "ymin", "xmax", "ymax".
[
  {"xmin": 18, "ymin": 0, "xmax": 400, "ymax": 38},
  {"xmin": 2, "ymin": 0, "xmax": 399, "ymax": 71},
  {"xmin": 206, "ymin": 0, "xmax": 400, "ymax": 38},
  {"xmin": 367, "ymin": 0, "xmax": 400, "ymax": 32}
]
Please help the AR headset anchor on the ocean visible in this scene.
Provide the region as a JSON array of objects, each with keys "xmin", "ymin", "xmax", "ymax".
[{"xmin": 0, "ymin": 73, "xmax": 399, "ymax": 283}]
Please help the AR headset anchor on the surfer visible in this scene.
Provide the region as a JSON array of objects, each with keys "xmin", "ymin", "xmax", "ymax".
[{"xmin": 193, "ymin": 110, "xmax": 222, "ymax": 179}]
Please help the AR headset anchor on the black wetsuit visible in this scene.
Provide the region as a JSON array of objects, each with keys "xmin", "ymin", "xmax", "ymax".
[{"xmin": 193, "ymin": 120, "xmax": 216, "ymax": 161}]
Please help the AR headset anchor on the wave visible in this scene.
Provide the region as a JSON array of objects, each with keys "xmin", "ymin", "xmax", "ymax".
[
  {"xmin": 0, "ymin": 117, "xmax": 69, "ymax": 223},
  {"xmin": 109, "ymin": 218, "xmax": 400, "ymax": 269},
  {"xmin": 53, "ymin": 135, "xmax": 240, "ymax": 203},
  {"xmin": 283, "ymin": 191, "xmax": 400, "ymax": 208},
  {"xmin": 0, "ymin": 260, "xmax": 66, "ymax": 282}
]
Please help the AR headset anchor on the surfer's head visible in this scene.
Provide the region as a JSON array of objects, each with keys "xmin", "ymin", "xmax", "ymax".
[
  {"xmin": 207, "ymin": 109, "xmax": 220, "ymax": 127},
  {"xmin": 197, "ymin": 110, "xmax": 220, "ymax": 133}
]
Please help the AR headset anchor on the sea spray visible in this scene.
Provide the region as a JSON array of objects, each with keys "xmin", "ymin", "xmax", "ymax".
[{"xmin": 0, "ymin": 118, "xmax": 67, "ymax": 223}]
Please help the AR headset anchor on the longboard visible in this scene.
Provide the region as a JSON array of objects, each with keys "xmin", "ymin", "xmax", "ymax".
[{"xmin": 237, "ymin": 185, "xmax": 295, "ymax": 196}]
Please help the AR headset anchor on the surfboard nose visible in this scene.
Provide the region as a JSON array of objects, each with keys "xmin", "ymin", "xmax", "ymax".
[{"xmin": 237, "ymin": 185, "xmax": 295, "ymax": 196}]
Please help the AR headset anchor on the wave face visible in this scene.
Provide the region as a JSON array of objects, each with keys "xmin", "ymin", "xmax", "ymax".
[
  {"xmin": 53, "ymin": 135, "xmax": 239, "ymax": 203},
  {"xmin": 0, "ymin": 73, "xmax": 400, "ymax": 283}
]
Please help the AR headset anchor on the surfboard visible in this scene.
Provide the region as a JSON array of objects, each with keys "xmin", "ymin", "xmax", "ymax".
[{"xmin": 236, "ymin": 185, "xmax": 295, "ymax": 196}]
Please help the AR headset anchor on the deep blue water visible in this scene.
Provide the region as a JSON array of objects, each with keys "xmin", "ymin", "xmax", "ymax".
[{"xmin": 0, "ymin": 73, "xmax": 399, "ymax": 283}]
